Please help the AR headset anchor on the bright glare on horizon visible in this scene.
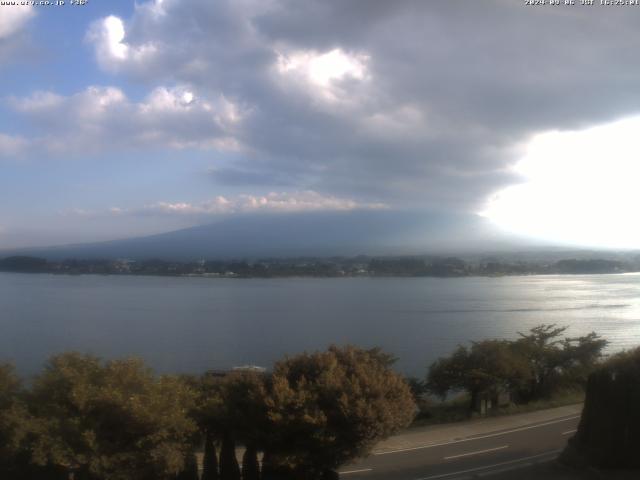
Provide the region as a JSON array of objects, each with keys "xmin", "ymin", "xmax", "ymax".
[{"xmin": 481, "ymin": 116, "xmax": 640, "ymax": 249}]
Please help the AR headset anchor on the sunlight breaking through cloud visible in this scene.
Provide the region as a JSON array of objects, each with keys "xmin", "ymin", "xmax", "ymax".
[{"xmin": 481, "ymin": 116, "xmax": 640, "ymax": 249}]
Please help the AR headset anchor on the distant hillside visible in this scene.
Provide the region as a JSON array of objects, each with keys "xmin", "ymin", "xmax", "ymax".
[{"xmin": 0, "ymin": 210, "xmax": 517, "ymax": 261}]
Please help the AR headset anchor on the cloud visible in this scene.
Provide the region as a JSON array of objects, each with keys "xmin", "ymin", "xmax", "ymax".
[
  {"xmin": 0, "ymin": 4, "xmax": 35, "ymax": 62},
  {"xmin": 7, "ymin": 85, "xmax": 245, "ymax": 155},
  {"xmin": 15, "ymin": 0, "xmax": 640, "ymax": 219},
  {"xmin": 275, "ymin": 48, "xmax": 370, "ymax": 102},
  {"xmin": 481, "ymin": 116, "xmax": 640, "ymax": 249},
  {"xmin": 86, "ymin": 15, "xmax": 158, "ymax": 73},
  {"xmin": 75, "ymin": 191, "xmax": 387, "ymax": 219},
  {"xmin": 0, "ymin": 4, "xmax": 35, "ymax": 40},
  {"xmin": 0, "ymin": 133, "xmax": 27, "ymax": 157}
]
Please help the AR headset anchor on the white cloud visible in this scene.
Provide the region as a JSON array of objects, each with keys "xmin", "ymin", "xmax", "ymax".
[
  {"xmin": 10, "ymin": 91, "xmax": 64, "ymax": 112},
  {"xmin": 0, "ymin": 5, "xmax": 35, "ymax": 40},
  {"xmin": 70, "ymin": 191, "xmax": 388, "ymax": 218},
  {"xmin": 277, "ymin": 48, "xmax": 368, "ymax": 86},
  {"xmin": 9, "ymin": 85, "xmax": 246, "ymax": 155},
  {"xmin": 86, "ymin": 15, "xmax": 157, "ymax": 73},
  {"xmin": 275, "ymin": 48, "xmax": 370, "ymax": 102},
  {"xmin": 143, "ymin": 191, "xmax": 387, "ymax": 215}
]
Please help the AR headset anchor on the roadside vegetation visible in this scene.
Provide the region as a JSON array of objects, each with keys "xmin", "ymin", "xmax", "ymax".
[
  {"xmin": 0, "ymin": 346, "xmax": 415, "ymax": 480},
  {"xmin": 0, "ymin": 325, "xmax": 614, "ymax": 479},
  {"xmin": 409, "ymin": 324, "xmax": 606, "ymax": 425}
]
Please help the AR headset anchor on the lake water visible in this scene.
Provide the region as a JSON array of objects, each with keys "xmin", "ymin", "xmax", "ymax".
[{"xmin": 2, "ymin": 272, "xmax": 640, "ymax": 378}]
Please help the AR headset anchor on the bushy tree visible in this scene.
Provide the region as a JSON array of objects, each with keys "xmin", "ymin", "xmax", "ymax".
[
  {"xmin": 516, "ymin": 324, "xmax": 606, "ymax": 400},
  {"xmin": 263, "ymin": 345, "xmax": 416, "ymax": 478},
  {"xmin": 195, "ymin": 370, "xmax": 268, "ymax": 480},
  {"xmin": 427, "ymin": 325, "xmax": 608, "ymax": 408},
  {"xmin": 0, "ymin": 364, "xmax": 33, "ymax": 478},
  {"xmin": 427, "ymin": 340, "xmax": 530, "ymax": 409},
  {"xmin": 176, "ymin": 451, "xmax": 199, "ymax": 480},
  {"xmin": 559, "ymin": 332, "xmax": 608, "ymax": 387},
  {"xmin": 27, "ymin": 353, "xmax": 198, "ymax": 480}
]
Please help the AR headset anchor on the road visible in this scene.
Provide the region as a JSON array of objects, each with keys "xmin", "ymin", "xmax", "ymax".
[{"xmin": 338, "ymin": 413, "xmax": 580, "ymax": 480}]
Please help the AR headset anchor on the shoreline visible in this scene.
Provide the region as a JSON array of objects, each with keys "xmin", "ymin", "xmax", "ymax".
[{"xmin": 1, "ymin": 270, "xmax": 638, "ymax": 279}]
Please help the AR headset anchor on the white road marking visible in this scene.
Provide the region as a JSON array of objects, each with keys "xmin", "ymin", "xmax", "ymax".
[
  {"xmin": 444, "ymin": 445, "xmax": 509, "ymax": 460},
  {"xmin": 339, "ymin": 468, "xmax": 373, "ymax": 475},
  {"xmin": 562, "ymin": 429, "xmax": 577, "ymax": 435},
  {"xmin": 414, "ymin": 449, "xmax": 562, "ymax": 480},
  {"xmin": 374, "ymin": 415, "xmax": 580, "ymax": 455}
]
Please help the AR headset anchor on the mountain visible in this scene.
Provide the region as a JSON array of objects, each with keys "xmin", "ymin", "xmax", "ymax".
[{"xmin": 0, "ymin": 210, "xmax": 525, "ymax": 261}]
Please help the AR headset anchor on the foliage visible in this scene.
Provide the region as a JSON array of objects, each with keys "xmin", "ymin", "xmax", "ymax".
[
  {"xmin": 427, "ymin": 325, "xmax": 607, "ymax": 408},
  {"xmin": 219, "ymin": 431, "xmax": 240, "ymax": 480},
  {"xmin": 263, "ymin": 345, "xmax": 416, "ymax": 476},
  {"xmin": 0, "ymin": 364, "xmax": 33, "ymax": 477},
  {"xmin": 201, "ymin": 430, "xmax": 219, "ymax": 480},
  {"xmin": 27, "ymin": 352, "xmax": 198, "ymax": 480},
  {"xmin": 515, "ymin": 325, "xmax": 607, "ymax": 400},
  {"xmin": 428, "ymin": 340, "xmax": 530, "ymax": 408},
  {"xmin": 2, "ymin": 346, "xmax": 419, "ymax": 479},
  {"xmin": 195, "ymin": 370, "xmax": 268, "ymax": 479},
  {"xmin": 176, "ymin": 451, "xmax": 199, "ymax": 480}
]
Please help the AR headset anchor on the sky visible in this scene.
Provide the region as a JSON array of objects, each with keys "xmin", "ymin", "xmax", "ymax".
[{"xmin": 3, "ymin": 0, "xmax": 640, "ymax": 250}]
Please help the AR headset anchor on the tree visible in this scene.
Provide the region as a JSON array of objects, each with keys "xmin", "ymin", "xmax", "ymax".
[
  {"xmin": 195, "ymin": 370, "xmax": 268, "ymax": 480},
  {"xmin": 427, "ymin": 325, "xmax": 608, "ymax": 408},
  {"xmin": 515, "ymin": 324, "xmax": 568, "ymax": 400},
  {"xmin": 219, "ymin": 431, "xmax": 240, "ymax": 480},
  {"xmin": 0, "ymin": 256, "xmax": 48, "ymax": 272},
  {"xmin": 241, "ymin": 444, "xmax": 259, "ymax": 480},
  {"xmin": 516, "ymin": 325, "xmax": 607, "ymax": 400},
  {"xmin": 263, "ymin": 345, "xmax": 416, "ymax": 478},
  {"xmin": 28, "ymin": 353, "xmax": 198, "ymax": 480},
  {"xmin": 0, "ymin": 363, "xmax": 34, "ymax": 478},
  {"xmin": 176, "ymin": 451, "xmax": 199, "ymax": 480},
  {"xmin": 427, "ymin": 340, "xmax": 530, "ymax": 410},
  {"xmin": 201, "ymin": 430, "xmax": 219, "ymax": 480},
  {"xmin": 559, "ymin": 332, "xmax": 608, "ymax": 388}
]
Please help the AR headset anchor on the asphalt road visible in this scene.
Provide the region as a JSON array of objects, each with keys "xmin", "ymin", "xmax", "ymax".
[{"xmin": 338, "ymin": 413, "xmax": 580, "ymax": 480}]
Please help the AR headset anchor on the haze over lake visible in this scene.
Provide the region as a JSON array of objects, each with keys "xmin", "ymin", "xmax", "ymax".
[{"xmin": 3, "ymin": 272, "xmax": 640, "ymax": 377}]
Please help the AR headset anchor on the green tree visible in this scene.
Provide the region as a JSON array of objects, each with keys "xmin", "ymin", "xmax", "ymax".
[
  {"xmin": 263, "ymin": 345, "xmax": 415, "ymax": 478},
  {"xmin": 427, "ymin": 340, "xmax": 530, "ymax": 410},
  {"xmin": 0, "ymin": 363, "xmax": 34, "ymax": 478},
  {"xmin": 559, "ymin": 332, "xmax": 608, "ymax": 388},
  {"xmin": 28, "ymin": 353, "xmax": 198, "ymax": 480},
  {"xmin": 515, "ymin": 324, "xmax": 568, "ymax": 400},
  {"xmin": 516, "ymin": 325, "xmax": 607, "ymax": 400},
  {"xmin": 427, "ymin": 325, "xmax": 608, "ymax": 408},
  {"xmin": 195, "ymin": 370, "xmax": 268, "ymax": 480}
]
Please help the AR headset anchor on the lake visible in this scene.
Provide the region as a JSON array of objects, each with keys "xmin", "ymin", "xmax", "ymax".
[{"xmin": 2, "ymin": 272, "xmax": 640, "ymax": 378}]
